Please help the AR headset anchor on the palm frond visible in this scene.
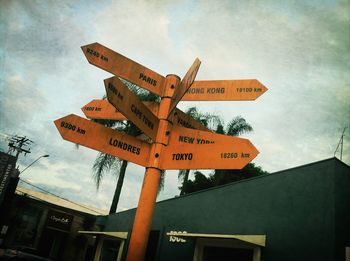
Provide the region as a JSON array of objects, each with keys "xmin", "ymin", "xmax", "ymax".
[
  {"xmin": 216, "ymin": 124, "xmax": 225, "ymax": 134},
  {"xmin": 184, "ymin": 107, "xmax": 223, "ymax": 130},
  {"xmin": 201, "ymin": 112, "xmax": 223, "ymax": 131},
  {"xmin": 178, "ymin": 169, "xmax": 188, "ymax": 182},
  {"xmin": 92, "ymin": 153, "xmax": 119, "ymax": 189},
  {"xmin": 226, "ymin": 116, "xmax": 253, "ymax": 136},
  {"xmin": 92, "ymin": 118, "xmax": 126, "ymax": 129},
  {"xmin": 185, "ymin": 107, "xmax": 200, "ymax": 120},
  {"xmin": 120, "ymin": 78, "xmax": 161, "ymax": 102}
]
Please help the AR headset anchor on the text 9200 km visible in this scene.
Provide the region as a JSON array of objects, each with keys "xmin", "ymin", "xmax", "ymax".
[{"xmin": 60, "ymin": 121, "xmax": 86, "ymax": 134}]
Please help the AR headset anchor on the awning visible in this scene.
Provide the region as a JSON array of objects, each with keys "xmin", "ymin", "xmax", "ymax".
[
  {"xmin": 166, "ymin": 232, "xmax": 266, "ymax": 247},
  {"xmin": 78, "ymin": 231, "xmax": 128, "ymax": 240}
]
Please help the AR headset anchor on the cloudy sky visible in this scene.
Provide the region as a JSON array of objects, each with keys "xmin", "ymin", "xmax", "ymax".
[{"xmin": 1, "ymin": 0, "xmax": 349, "ymax": 212}]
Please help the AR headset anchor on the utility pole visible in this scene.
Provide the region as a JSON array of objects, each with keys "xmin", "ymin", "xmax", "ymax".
[
  {"xmin": 0, "ymin": 136, "xmax": 33, "ymax": 246},
  {"xmin": 7, "ymin": 135, "xmax": 33, "ymax": 161},
  {"xmin": 334, "ymin": 127, "xmax": 347, "ymax": 161}
]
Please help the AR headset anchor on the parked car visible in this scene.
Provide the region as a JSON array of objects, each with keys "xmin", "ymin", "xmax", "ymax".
[{"xmin": 0, "ymin": 247, "xmax": 52, "ymax": 261}]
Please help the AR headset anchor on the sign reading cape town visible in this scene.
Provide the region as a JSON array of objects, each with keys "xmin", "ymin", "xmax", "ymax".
[
  {"xmin": 55, "ymin": 42, "xmax": 267, "ymax": 261},
  {"xmin": 104, "ymin": 76, "xmax": 160, "ymax": 141},
  {"xmin": 81, "ymin": 99, "xmax": 209, "ymax": 132}
]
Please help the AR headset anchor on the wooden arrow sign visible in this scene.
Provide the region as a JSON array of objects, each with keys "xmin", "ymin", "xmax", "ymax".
[
  {"xmin": 160, "ymin": 125, "xmax": 258, "ymax": 170},
  {"xmin": 182, "ymin": 79, "xmax": 268, "ymax": 101},
  {"xmin": 104, "ymin": 76, "xmax": 160, "ymax": 141},
  {"xmin": 168, "ymin": 58, "xmax": 201, "ymax": 115},
  {"xmin": 81, "ymin": 42, "xmax": 165, "ymax": 96},
  {"xmin": 82, "ymin": 99, "xmax": 209, "ymax": 132},
  {"xmin": 172, "ymin": 108, "xmax": 209, "ymax": 131},
  {"xmin": 81, "ymin": 99, "xmax": 159, "ymax": 121},
  {"xmin": 54, "ymin": 114, "xmax": 151, "ymax": 166},
  {"xmin": 81, "ymin": 99, "xmax": 124, "ymax": 120}
]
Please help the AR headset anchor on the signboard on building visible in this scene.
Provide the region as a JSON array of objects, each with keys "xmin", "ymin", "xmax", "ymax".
[
  {"xmin": 0, "ymin": 152, "xmax": 16, "ymax": 206},
  {"xmin": 46, "ymin": 209, "xmax": 73, "ymax": 232}
]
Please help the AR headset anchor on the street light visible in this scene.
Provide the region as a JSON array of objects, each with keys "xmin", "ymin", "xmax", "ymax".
[{"xmin": 20, "ymin": 154, "xmax": 49, "ymax": 175}]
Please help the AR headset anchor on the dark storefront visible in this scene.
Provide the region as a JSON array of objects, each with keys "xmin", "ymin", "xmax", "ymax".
[
  {"xmin": 1, "ymin": 188, "xmax": 101, "ymax": 261},
  {"xmin": 87, "ymin": 158, "xmax": 350, "ymax": 261}
]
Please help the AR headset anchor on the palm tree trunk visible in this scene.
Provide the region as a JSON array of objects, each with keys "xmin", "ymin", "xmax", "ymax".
[
  {"xmin": 180, "ymin": 169, "xmax": 190, "ymax": 195},
  {"xmin": 109, "ymin": 160, "xmax": 128, "ymax": 214}
]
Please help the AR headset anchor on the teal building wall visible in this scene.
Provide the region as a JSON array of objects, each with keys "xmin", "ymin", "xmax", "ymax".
[{"xmin": 102, "ymin": 158, "xmax": 350, "ymax": 261}]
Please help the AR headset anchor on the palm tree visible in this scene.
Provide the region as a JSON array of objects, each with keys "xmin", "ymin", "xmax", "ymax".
[
  {"xmin": 178, "ymin": 110, "xmax": 253, "ymax": 195},
  {"xmin": 178, "ymin": 107, "xmax": 222, "ymax": 195},
  {"xmin": 215, "ymin": 116, "xmax": 253, "ymax": 136},
  {"xmin": 92, "ymin": 79, "xmax": 163, "ymax": 214}
]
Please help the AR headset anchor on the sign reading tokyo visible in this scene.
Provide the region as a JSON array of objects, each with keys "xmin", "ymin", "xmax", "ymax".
[{"xmin": 160, "ymin": 125, "xmax": 259, "ymax": 170}]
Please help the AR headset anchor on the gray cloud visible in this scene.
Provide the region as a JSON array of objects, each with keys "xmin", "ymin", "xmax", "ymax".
[{"xmin": 0, "ymin": 0, "xmax": 349, "ymax": 212}]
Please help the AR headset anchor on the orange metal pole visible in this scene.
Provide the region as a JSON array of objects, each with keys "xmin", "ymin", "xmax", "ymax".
[
  {"xmin": 125, "ymin": 167, "xmax": 161, "ymax": 261},
  {"xmin": 125, "ymin": 75, "xmax": 179, "ymax": 261}
]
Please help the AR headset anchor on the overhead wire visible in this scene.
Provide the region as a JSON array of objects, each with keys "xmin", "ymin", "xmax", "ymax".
[{"xmin": 18, "ymin": 178, "xmax": 106, "ymax": 215}]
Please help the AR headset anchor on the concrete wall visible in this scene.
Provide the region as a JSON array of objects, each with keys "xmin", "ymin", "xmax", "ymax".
[{"xmin": 104, "ymin": 158, "xmax": 349, "ymax": 261}]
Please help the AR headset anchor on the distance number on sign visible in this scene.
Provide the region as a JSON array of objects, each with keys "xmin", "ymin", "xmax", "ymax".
[
  {"xmin": 86, "ymin": 48, "xmax": 108, "ymax": 62},
  {"xmin": 236, "ymin": 88, "xmax": 262, "ymax": 92},
  {"xmin": 60, "ymin": 121, "xmax": 86, "ymax": 135},
  {"xmin": 220, "ymin": 152, "xmax": 250, "ymax": 159}
]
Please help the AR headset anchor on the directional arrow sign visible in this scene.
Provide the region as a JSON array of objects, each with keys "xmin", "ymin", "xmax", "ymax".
[
  {"xmin": 81, "ymin": 99, "xmax": 124, "ymax": 120},
  {"xmin": 168, "ymin": 58, "xmax": 201, "ymax": 116},
  {"xmin": 105, "ymin": 76, "xmax": 160, "ymax": 141},
  {"xmin": 172, "ymin": 108, "xmax": 209, "ymax": 132},
  {"xmin": 82, "ymin": 43, "xmax": 165, "ymax": 96},
  {"xmin": 182, "ymin": 79, "xmax": 268, "ymax": 101},
  {"xmin": 160, "ymin": 125, "xmax": 258, "ymax": 170},
  {"xmin": 82, "ymin": 99, "xmax": 209, "ymax": 132},
  {"xmin": 54, "ymin": 114, "xmax": 151, "ymax": 166},
  {"xmin": 81, "ymin": 99, "xmax": 159, "ymax": 121}
]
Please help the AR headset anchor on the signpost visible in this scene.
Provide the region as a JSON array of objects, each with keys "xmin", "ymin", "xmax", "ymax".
[{"xmin": 55, "ymin": 42, "xmax": 268, "ymax": 261}]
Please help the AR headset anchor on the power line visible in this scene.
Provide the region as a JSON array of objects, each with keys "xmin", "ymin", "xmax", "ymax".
[
  {"xmin": 7, "ymin": 135, "xmax": 33, "ymax": 159},
  {"xmin": 18, "ymin": 178, "xmax": 106, "ymax": 215}
]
